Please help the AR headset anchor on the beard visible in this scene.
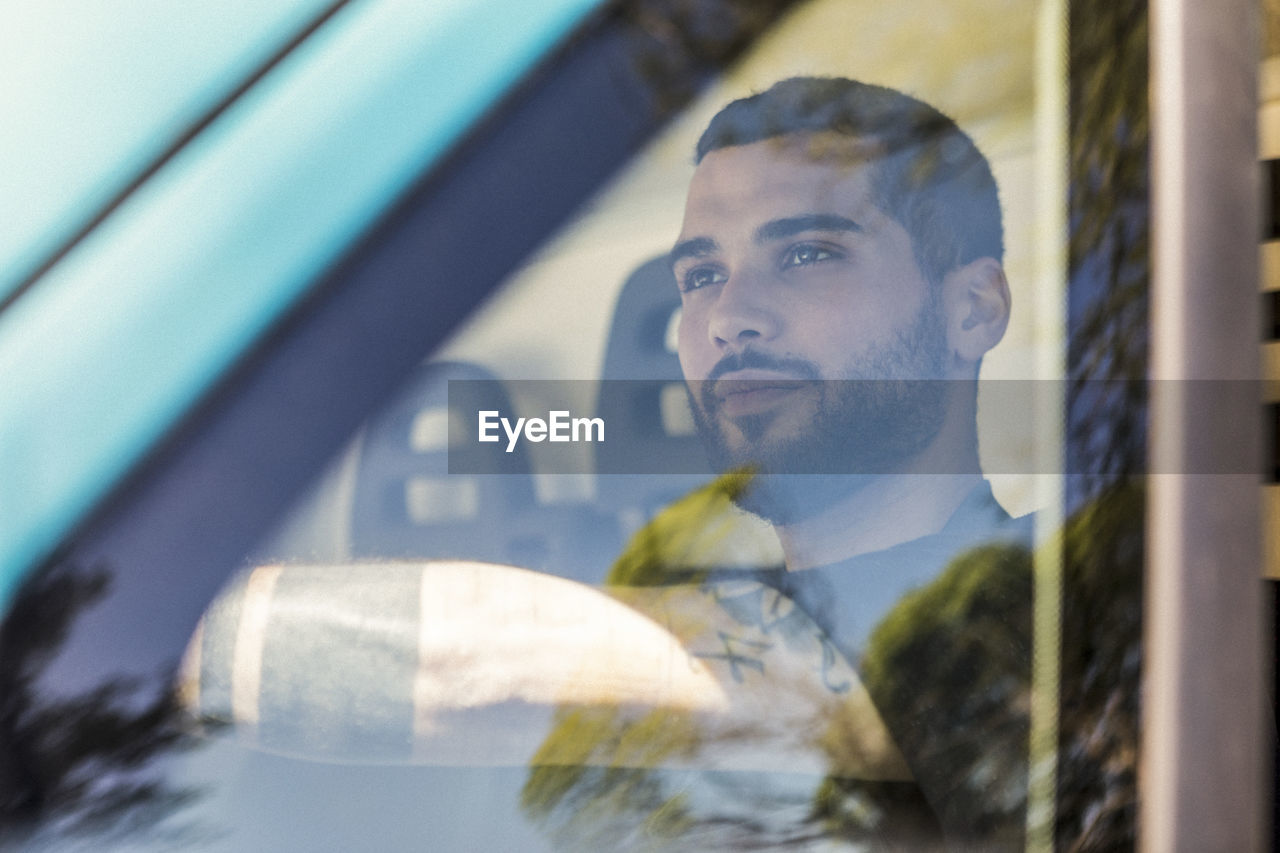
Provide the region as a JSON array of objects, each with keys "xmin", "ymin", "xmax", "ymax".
[{"xmin": 687, "ymin": 299, "xmax": 950, "ymax": 525}]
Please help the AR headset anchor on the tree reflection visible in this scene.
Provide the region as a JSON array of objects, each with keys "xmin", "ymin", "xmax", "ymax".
[
  {"xmin": 846, "ymin": 542, "xmax": 1032, "ymax": 845},
  {"xmin": 521, "ymin": 475, "xmax": 853, "ymax": 850},
  {"xmin": 521, "ymin": 483, "xmax": 1140, "ymax": 850},
  {"xmin": 0, "ymin": 561, "xmax": 207, "ymax": 849},
  {"xmin": 1056, "ymin": 485, "xmax": 1142, "ymax": 851},
  {"xmin": 1055, "ymin": 0, "xmax": 1148, "ymax": 846},
  {"xmin": 521, "ymin": 475, "xmax": 1021, "ymax": 849},
  {"xmin": 1067, "ymin": 0, "xmax": 1148, "ymax": 500},
  {"xmin": 522, "ymin": 707, "xmax": 700, "ymax": 851}
]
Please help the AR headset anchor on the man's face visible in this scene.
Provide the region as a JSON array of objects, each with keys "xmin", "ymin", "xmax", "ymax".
[{"xmin": 672, "ymin": 136, "xmax": 951, "ymax": 516}]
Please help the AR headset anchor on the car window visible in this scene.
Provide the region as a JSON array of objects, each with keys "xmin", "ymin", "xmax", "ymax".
[{"xmin": 1, "ymin": 0, "xmax": 1159, "ymax": 850}]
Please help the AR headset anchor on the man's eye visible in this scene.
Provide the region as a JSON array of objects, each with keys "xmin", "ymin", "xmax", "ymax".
[
  {"xmin": 782, "ymin": 245, "xmax": 837, "ymax": 267},
  {"xmin": 681, "ymin": 267, "xmax": 727, "ymax": 292}
]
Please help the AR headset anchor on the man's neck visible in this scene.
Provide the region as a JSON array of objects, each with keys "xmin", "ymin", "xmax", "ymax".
[
  {"xmin": 773, "ymin": 380, "xmax": 988, "ymax": 571},
  {"xmin": 775, "ymin": 471, "xmax": 984, "ymax": 572}
]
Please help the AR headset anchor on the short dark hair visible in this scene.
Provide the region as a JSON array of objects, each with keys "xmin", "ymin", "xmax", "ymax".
[{"xmin": 695, "ymin": 77, "xmax": 1003, "ymax": 284}]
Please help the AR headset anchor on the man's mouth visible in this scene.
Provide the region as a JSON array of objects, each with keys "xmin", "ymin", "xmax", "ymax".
[{"xmin": 710, "ymin": 371, "xmax": 815, "ymax": 418}]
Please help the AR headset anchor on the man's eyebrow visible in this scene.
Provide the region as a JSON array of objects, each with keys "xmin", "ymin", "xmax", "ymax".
[
  {"xmin": 754, "ymin": 213, "xmax": 863, "ymax": 243},
  {"xmin": 668, "ymin": 237, "xmax": 719, "ymax": 269}
]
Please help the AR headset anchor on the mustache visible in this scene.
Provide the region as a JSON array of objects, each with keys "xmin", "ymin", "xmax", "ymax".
[{"xmin": 704, "ymin": 349, "xmax": 821, "ymax": 384}]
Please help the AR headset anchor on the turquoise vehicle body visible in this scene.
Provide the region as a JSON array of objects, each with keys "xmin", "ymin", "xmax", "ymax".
[{"xmin": 0, "ymin": 0, "xmax": 603, "ymax": 609}]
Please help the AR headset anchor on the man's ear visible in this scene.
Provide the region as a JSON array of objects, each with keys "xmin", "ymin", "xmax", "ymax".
[{"xmin": 941, "ymin": 257, "xmax": 1011, "ymax": 365}]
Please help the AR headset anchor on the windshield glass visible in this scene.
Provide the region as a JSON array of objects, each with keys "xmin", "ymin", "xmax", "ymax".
[{"xmin": 2, "ymin": 0, "xmax": 1156, "ymax": 850}]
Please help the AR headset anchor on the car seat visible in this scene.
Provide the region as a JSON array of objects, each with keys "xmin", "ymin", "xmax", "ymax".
[
  {"xmin": 349, "ymin": 360, "xmax": 618, "ymax": 581},
  {"xmin": 594, "ymin": 256, "xmax": 713, "ymax": 535}
]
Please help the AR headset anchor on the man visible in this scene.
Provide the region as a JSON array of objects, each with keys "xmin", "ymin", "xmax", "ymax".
[
  {"xmin": 666, "ymin": 77, "xmax": 1032, "ymax": 845},
  {"xmin": 525, "ymin": 78, "xmax": 1034, "ymax": 850},
  {"xmin": 666, "ymin": 77, "xmax": 1033, "ymax": 846},
  {"xmin": 672, "ymin": 76, "xmax": 1027, "ymax": 661}
]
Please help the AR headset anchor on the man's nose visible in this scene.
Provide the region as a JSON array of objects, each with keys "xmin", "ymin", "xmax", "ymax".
[{"xmin": 706, "ymin": 270, "xmax": 781, "ymax": 349}]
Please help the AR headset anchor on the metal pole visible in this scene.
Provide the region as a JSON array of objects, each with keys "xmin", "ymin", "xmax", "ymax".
[{"xmin": 1145, "ymin": 0, "xmax": 1264, "ymax": 849}]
